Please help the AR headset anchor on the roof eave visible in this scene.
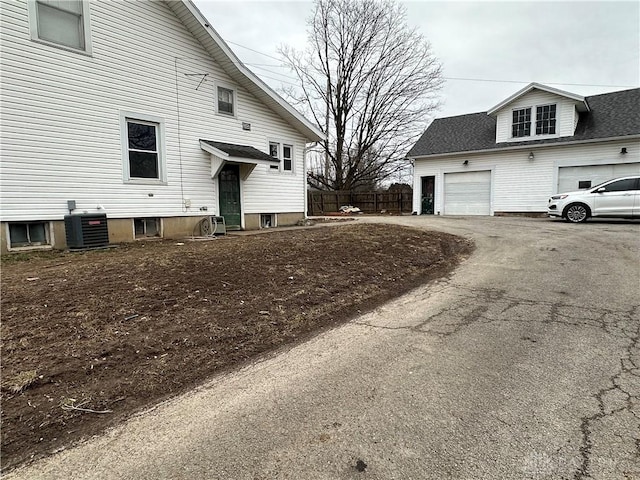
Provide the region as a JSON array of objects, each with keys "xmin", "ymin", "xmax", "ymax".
[
  {"xmin": 409, "ymin": 133, "xmax": 640, "ymax": 160},
  {"xmin": 168, "ymin": 0, "xmax": 325, "ymax": 143},
  {"xmin": 199, "ymin": 140, "xmax": 279, "ymax": 166}
]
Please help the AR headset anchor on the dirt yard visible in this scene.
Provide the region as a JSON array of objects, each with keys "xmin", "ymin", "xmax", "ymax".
[{"xmin": 1, "ymin": 223, "xmax": 473, "ymax": 471}]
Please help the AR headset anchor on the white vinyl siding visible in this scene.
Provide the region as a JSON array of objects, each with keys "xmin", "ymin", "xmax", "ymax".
[
  {"xmin": 412, "ymin": 139, "xmax": 640, "ymax": 215},
  {"xmin": 1, "ymin": 0, "xmax": 308, "ymax": 223},
  {"xmin": 495, "ymin": 90, "xmax": 579, "ymax": 143},
  {"xmin": 444, "ymin": 171, "xmax": 491, "ymax": 215}
]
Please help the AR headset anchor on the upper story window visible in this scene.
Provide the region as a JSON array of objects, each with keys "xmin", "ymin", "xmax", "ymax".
[
  {"xmin": 512, "ymin": 108, "xmax": 531, "ymax": 137},
  {"xmin": 29, "ymin": 0, "xmax": 92, "ymax": 53},
  {"xmin": 268, "ymin": 142, "xmax": 294, "ymax": 172},
  {"xmin": 120, "ymin": 112, "xmax": 166, "ymax": 184},
  {"xmin": 283, "ymin": 144, "xmax": 293, "ymax": 171},
  {"xmin": 217, "ymin": 86, "xmax": 235, "ymax": 116},
  {"xmin": 536, "ymin": 104, "xmax": 556, "ymax": 135},
  {"xmin": 269, "ymin": 142, "xmax": 280, "ymax": 170}
]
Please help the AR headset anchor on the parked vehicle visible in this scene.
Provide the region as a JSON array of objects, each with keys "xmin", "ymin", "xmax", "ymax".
[{"xmin": 547, "ymin": 175, "xmax": 640, "ymax": 222}]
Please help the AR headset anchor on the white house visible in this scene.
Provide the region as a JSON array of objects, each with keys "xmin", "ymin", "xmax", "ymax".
[
  {"xmin": 407, "ymin": 83, "xmax": 640, "ymax": 216},
  {"xmin": 0, "ymin": 0, "xmax": 324, "ymax": 253}
]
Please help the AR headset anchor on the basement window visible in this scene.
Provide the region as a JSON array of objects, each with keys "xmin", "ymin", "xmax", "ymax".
[
  {"xmin": 578, "ymin": 180, "xmax": 592, "ymax": 189},
  {"xmin": 134, "ymin": 218, "xmax": 160, "ymax": 238},
  {"xmin": 260, "ymin": 214, "xmax": 275, "ymax": 228},
  {"xmin": 8, "ymin": 222, "xmax": 50, "ymax": 248}
]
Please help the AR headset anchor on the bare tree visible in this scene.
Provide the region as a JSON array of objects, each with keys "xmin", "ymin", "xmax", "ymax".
[{"xmin": 280, "ymin": 0, "xmax": 443, "ymax": 191}]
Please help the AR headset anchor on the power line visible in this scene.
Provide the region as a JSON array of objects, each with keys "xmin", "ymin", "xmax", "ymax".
[
  {"xmin": 225, "ymin": 39, "xmax": 283, "ymax": 62},
  {"xmin": 444, "ymin": 77, "xmax": 636, "ymax": 88},
  {"xmin": 249, "ymin": 64, "xmax": 298, "ymax": 81},
  {"xmin": 222, "ymin": 38, "xmax": 637, "ymax": 90}
]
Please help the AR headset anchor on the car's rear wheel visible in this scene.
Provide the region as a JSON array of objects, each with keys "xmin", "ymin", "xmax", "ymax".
[{"xmin": 564, "ymin": 203, "xmax": 589, "ymax": 223}]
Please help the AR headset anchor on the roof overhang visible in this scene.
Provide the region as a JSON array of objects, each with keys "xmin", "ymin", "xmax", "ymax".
[
  {"xmin": 200, "ymin": 140, "xmax": 279, "ymax": 179},
  {"xmin": 487, "ymin": 82, "xmax": 590, "ymax": 116},
  {"xmin": 167, "ymin": 0, "xmax": 325, "ymax": 143},
  {"xmin": 408, "ymin": 134, "xmax": 640, "ymax": 161}
]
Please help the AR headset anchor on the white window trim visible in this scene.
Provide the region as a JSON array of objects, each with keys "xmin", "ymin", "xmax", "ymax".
[
  {"xmin": 510, "ymin": 103, "xmax": 560, "ymax": 140},
  {"xmin": 215, "ymin": 82, "xmax": 237, "ymax": 118},
  {"xmin": 27, "ymin": 0, "xmax": 93, "ymax": 56},
  {"xmin": 6, "ymin": 221, "xmax": 54, "ymax": 251},
  {"xmin": 534, "ymin": 103, "xmax": 560, "ymax": 138},
  {"xmin": 266, "ymin": 140, "xmax": 296, "ymax": 174},
  {"xmin": 120, "ymin": 111, "xmax": 167, "ymax": 185},
  {"xmin": 511, "ymin": 106, "xmax": 532, "ymax": 139}
]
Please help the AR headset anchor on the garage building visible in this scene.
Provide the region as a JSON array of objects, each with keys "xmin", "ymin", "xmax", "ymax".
[{"xmin": 407, "ymin": 83, "xmax": 640, "ymax": 216}]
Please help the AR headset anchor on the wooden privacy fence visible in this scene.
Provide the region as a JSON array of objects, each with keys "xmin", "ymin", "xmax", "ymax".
[{"xmin": 308, "ymin": 190, "xmax": 413, "ymax": 216}]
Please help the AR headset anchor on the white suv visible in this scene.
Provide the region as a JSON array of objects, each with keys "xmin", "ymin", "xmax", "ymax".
[{"xmin": 547, "ymin": 175, "xmax": 640, "ymax": 223}]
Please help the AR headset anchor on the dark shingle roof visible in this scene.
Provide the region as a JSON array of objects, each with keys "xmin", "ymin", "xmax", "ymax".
[
  {"xmin": 407, "ymin": 88, "xmax": 640, "ymax": 157},
  {"xmin": 200, "ymin": 140, "xmax": 277, "ymax": 162}
]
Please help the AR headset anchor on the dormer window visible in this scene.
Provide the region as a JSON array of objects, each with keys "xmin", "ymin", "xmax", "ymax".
[
  {"xmin": 512, "ymin": 108, "xmax": 531, "ymax": 137},
  {"xmin": 536, "ymin": 104, "xmax": 556, "ymax": 135}
]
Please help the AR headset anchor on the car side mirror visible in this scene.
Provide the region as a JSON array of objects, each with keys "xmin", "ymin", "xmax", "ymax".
[{"xmin": 596, "ymin": 187, "xmax": 606, "ymax": 193}]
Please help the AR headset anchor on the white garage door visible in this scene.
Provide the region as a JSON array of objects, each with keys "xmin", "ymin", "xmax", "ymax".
[
  {"xmin": 558, "ymin": 163, "xmax": 640, "ymax": 193},
  {"xmin": 444, "ymin": 170, "xmax": 491, "ymax": 215}
]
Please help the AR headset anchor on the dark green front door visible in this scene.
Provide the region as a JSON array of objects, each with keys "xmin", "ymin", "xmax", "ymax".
[{"xmin": 219, "ymin": 164, "xmax": 241, "ymax": 229}]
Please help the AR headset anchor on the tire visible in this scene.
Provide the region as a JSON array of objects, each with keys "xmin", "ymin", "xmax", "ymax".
[{"xmin": 564, "ymin": 203, "xmax": 589, "ymax": 223}]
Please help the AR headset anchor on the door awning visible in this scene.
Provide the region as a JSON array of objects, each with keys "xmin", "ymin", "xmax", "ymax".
[{"xmin": 200, "ymin": 140, "xmax": 279, "ymax": 179}]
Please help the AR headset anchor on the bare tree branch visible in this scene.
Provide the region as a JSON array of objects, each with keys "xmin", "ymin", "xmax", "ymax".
[{"xmin": 279, "ymin": 0, "xmax": 443, "ymax": 191}]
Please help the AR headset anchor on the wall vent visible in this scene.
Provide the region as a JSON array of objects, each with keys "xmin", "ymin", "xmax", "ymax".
[{"xmin": 64, "ymin": 214, "xmax": 109, "ymax": 249}]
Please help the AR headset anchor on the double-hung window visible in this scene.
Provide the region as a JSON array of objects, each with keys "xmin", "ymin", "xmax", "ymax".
[
  {"xmin": 269, "ymin": 142, "xmax": 280, "ymax": 170},
  {"xmin": 536, "ymin": 104, "xmax": 556, "ymax": 135},
  {"xmin": 217, "ymin": 86, "xmax": 235, "ymax": 116},
  {"xmin": 282, "ymin": 145, "xmax": 293, "ymax": 172},
  {"xmin": 121, "ymin": 113, "xmax": 165, "ymax": 183},
  {"xmin": 29, "ymin": 0, "xmax": 92, "ymax": 53},
  {"xmin": 512, "ymin": 108, "xmax": 531, "ymax": 138}
]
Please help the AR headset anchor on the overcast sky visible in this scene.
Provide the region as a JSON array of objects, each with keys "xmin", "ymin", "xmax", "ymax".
[{"xmin": 193, "ymin": 1, "xmax": 639, "ymax": 120}]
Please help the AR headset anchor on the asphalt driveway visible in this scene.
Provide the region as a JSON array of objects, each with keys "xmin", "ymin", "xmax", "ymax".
[{"xmin": 7, "ymin": 216, "xmax": 640, "ymax": 480}]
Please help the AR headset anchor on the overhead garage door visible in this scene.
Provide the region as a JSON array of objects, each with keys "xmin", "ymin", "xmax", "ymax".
[
  {"xmin": 444, "ymin": 170, "xmax": 491, "ymax": 215},
  {"xmin": 558, "ymin": 163, "xmax": 640, "ymax": 193}
]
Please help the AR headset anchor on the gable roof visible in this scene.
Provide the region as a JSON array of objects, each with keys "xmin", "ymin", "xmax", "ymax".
[
  {"xmin": 487, "ymin": 82, "xmax": 588, "ymax": 115},
  {"xmin": 407, "ymin": 88, "xmax": 640, "ymax": 158},
  {"xmin": 166, "ymin": 1, "xmax": 324, "ymax": 143}
]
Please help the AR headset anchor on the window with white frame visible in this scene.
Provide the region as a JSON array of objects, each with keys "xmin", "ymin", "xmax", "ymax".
[
  {"xmin": 121, "ymin": 113, "xmax": 165, "ymax": 183},
  {"xmin": 268, "ymin": 142, "xmax": 294, "ymax": 172},
  {"xmin": 535, "ymin": 104, "xmax": 557, "ymax": 135},
  {"xmin": 269, "ymin": 141, "xmax": 280, "ymax": 170},
  {"xmin": 512, "ymin": 107, "xmax": 531, "ymax": 137},
  {"xmin": 283, "ymin": 144, "xmax": 293, "ymax": 171},
  {"xmin": 8, "ymin": 222, "xmax": 50, "ymax": 248},
  {"xmin": 217, "ymin": 86, "xmax": 235, "ymax": 116},
  {"xmin": 29, "ymin": 0, "xmax": 91, "ymax": 53}
]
